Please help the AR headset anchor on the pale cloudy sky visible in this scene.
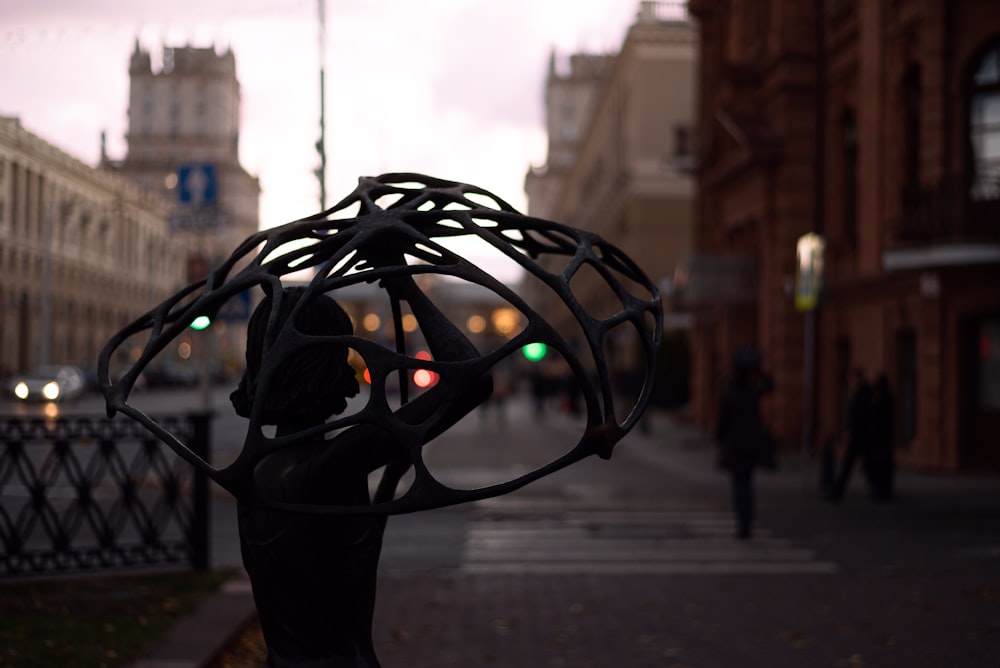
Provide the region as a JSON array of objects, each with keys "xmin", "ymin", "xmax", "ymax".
[{"xmin": 0, "ymin": 0, "xmax": 638, "ymax": 232}]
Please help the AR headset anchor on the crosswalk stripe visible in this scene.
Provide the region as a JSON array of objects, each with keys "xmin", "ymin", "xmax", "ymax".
[
  {"xmin": 460, "ymin": 503, "xmax": 838, "ymax": 575},
  {"xmin": 460, "ymin": 562, "xmax": 839, "ymax": 575}
]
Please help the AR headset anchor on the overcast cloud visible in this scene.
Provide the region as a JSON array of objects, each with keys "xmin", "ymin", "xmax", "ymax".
[{"xmin": 1, "ymin": 0, "xmax": 636, "ymax": 241}]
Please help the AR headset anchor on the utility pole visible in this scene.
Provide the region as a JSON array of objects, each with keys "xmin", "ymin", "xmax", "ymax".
[{"xmin": 316, "ymin": 0, "xmax": 327, "ymax": 210}]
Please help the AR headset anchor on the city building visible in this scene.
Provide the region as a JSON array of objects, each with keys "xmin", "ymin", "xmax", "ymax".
[
  {"xmin": 0, "ymin": 117, "xmax": 185, "ymax": 377},
  {"xmin": 0, "ymin": 41, "xmax": 263, "ymax": 383},
  {"xmin": 110, "ymin": 41, "xmax": 263, "ymax": 375},
  {"xmin": 524, "ymin": 1, "xmax": 698, "ymax": 406},
  {"xmin": 688, "ymin": 0, "xmax": 1000, "ymax": 471},
  {"xmin": 113, "ymin": 41, "xmax": 261, "ymax": 279}
]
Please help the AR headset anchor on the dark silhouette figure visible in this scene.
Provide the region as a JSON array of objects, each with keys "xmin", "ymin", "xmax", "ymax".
[
  {"xmin": 715, "ymin": 347, "xmax": 775, "ymax": 539},
  {"xmin": 479, "ymin": 360, "xmax": 513, "ymax": 427},
  {"xmin": 231, "ymin": 279, "xmax": 491, "ymax": 667},
  {"xmin": 830, "ymin": 369, "xmax": 874, "ymax": 501},
  {"xmin": 868, "ymin": 373, "xmax": 895, "ymax": 500},
  {"xmin": 98, "ymin": 174, "xmax": 664, "ymax": 667}
]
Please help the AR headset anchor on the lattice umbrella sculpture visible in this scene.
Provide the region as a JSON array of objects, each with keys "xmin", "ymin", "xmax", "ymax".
[{"xmin": 99, "ymin": 173, "xmax": 663, "ymax": 515}]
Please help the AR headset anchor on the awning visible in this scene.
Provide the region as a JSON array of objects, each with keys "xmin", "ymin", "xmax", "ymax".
[
  {"xmin": 672, "ymin": 254, "xmax": 757, "ymax": 308},
  {"xmin": 883, "ymin": 242, "xmax": 1000, "ymax": 271}
]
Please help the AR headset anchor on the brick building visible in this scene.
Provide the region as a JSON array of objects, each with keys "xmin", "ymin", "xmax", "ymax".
[{"xmin": 687, "ymin": 0, "xmax": 1000, "ymax": 471}]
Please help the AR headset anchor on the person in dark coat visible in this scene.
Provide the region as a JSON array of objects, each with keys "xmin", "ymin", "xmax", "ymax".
[
  {"xmin": 830, "ymin": 369, "xmax": 874, "ymax": 501},
  {"xmin": 715, "ymin": 347, "xmax": 775, "ymax": 539},
  {"xmin": 868, "ymin": 373, "xmax": 895, "ymax": 501}
]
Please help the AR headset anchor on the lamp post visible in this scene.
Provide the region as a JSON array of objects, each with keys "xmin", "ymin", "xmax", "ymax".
[
  {"xmin": 316, "ymin": 0, "xmax": 327, "ymax": 210},
  {"xmin": 795, "ymin": 232, "xmax": 825, "ymax": 488}
]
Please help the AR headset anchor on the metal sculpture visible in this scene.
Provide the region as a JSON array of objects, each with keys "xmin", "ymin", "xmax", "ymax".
[
  {"xmin": 100, "ymin": 173, "xmax": 662, "ymax": 514},
  {"xmin": 98, "ymin": 173, "xmax": 662, "ymax": 666}
]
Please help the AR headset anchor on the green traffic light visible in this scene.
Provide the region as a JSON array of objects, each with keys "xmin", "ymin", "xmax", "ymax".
[
  {"xmin": 190, "ymin": 315, "xmax": 212, "ymax": 330},
  {"xmin": 522, "ymin": 342, "xmax": 547, "ymax": 362}
]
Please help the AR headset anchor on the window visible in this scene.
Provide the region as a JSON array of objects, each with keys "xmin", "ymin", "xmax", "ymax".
[
  {"xmin": 979, "ymin": 318, "xmax": 1000, "ymax": 411},
  {"xmin": 559, "ymin": 104, "xmax": 577, "ymax": 141},
  {"xmin": 903, "ymin": 63, "xmax": 921, "ymax": 193},
  {"xmin": 970, "ymin": 44, "xmax": 1000, "ymax": 202},
  {"xmin": 841, "ymin": 109, "xmax": 858, "ymax": 247},
  {"xmin": 726, "ymin": 0, "xmax": 768, "ymax": 64},
  {"xmin": 674, "ymin": 125, "xmax": 692, "ymax": 158}
]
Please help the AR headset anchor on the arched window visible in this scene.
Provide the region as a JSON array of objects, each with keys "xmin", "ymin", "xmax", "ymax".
[{"xmin": 970, "ymin": 43, "xmax": 1000, "ymax": 203}]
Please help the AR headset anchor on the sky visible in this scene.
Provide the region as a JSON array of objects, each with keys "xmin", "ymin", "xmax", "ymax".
[{"xmin": 0, "ymin": 0, "xmax": 638, "ymax": 239}]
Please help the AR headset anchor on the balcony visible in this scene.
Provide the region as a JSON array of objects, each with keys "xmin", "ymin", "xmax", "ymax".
[
  {"xmin": 885, "ymin": 177, "xmax": 1000, "ymax": 272},
  {"xmin": 895, "ymin": 176, "xmax": 1000, "ymax": 245}
]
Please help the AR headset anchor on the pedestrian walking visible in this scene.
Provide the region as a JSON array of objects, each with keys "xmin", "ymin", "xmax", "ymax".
[
  {"xmin": 714, "ymin": 347, "xmax": 775, "ymax": 539},
  {"xmin": 829, "ymin": 369, "xmax": 874, "ymax": 501},
  {"xmin": 480, "ymin": 360, "xmax": 513, "ymax": 427},
  {"xmin": 868, "ymin": 373, "xmax": 895, "ymax": 500}
]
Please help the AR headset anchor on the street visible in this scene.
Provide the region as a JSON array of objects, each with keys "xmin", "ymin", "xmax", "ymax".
[
  {"xmin": 7, "ymin": 386, "xmax": 999, "ymax": 667},
  {"xmin": 373, "ymin": 396, "xmax": 1000, "ymax": 667}
]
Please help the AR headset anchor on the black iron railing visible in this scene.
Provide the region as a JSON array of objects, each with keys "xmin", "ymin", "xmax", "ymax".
[{"xmin": 0, "ymin": 413, "xmax": 210, "ymax": 577}]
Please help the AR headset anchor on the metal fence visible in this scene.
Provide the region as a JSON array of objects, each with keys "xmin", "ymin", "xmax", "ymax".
[{"xmin": 0, "ymin": 413, "xmax": 210, "ymax": 577}]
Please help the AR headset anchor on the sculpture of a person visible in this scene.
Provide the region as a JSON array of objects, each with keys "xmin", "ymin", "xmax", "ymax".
[
  {"xmin": 229, "ymin": 268, "xmax": 491, "ymax": 666},
  {"xmin": 98, "ymin": 173, "xmax": 662, "ymax": 667}
]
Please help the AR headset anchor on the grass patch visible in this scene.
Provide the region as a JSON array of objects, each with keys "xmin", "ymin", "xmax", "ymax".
[{"xmin": 0, "ymin": 569, "xmax": 230, "ymax": 668}]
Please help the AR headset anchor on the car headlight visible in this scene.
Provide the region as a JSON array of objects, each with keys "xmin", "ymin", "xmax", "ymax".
[
  {"xmin": 42, "ymin": 381, "xmax": 60, "ymax": 401},
  {"xmin": 13, "ymin": 382, "xmax": 29, "ymax": 400}
]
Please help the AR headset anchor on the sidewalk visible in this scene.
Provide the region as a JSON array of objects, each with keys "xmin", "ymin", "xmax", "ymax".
[
  {"xmin": 126, "ymin": 575, "xmax": 256, "ymax": 668},
  {"xmin": 626, "ymin": 407, "xmax": 1000, "ymax": 500}
]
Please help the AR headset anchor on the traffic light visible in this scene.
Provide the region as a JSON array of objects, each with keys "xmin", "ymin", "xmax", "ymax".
[
  {"xmin": 413, "ymin": 350, "xmax": 439, "ymax": 388},
  {"xmin": 522, "ymin": 342, "xmax": 547, "ymax": 362},
  {"xmin": 189, "ymin": 315, "xmax": 211, "ymax": 331}
]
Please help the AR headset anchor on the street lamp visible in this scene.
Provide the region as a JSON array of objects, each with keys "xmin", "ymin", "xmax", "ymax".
[{"xmin": 795, "ymin": 232, "xmax": 825, "ymax": 488}]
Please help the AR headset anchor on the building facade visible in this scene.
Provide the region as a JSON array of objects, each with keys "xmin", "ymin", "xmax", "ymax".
[
  {"xmin": 689, "ymin": 0, "xmax": 1000, "ymax": 471},
  {"xmin": 110, "ymin": 42, "xmax": 263, "ymax": 376},
  {"xmin": 524, "ymin": 1, "xmax": 698, "ymax": 405},
  {"xmin": 0, "ymin": 117, "xmax": 185, "ymax": 377},
  {"xmin": 0, "ymin": 41, "xmax": 263, "ymax": 383},
  {"xmin": 115, "ymin": 42, "xmax": 261, "ymax": 274}
]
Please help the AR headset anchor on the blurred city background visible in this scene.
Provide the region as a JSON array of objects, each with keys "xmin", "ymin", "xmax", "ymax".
[
  {"xmin": 4, "ymin": 0, "xmax": 999, "ymax": 475},
  {"xmin": 2, "ymin": 1, "xmax": 1000, "ymax": 665}
]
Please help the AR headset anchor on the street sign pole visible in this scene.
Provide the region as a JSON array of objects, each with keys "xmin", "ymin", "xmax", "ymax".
[{"xmin": 795, "ymin": 233, "xmax": 825, "ymax": 490}]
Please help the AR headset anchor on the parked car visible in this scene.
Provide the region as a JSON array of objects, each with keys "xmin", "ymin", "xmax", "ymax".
[
  {"xmin": 5, "ymin": 365, "xmax": 87, "ymax": 402},
  {"xmin": 141, "ymin": 364, "xmax": 199, "ymax": 388}
]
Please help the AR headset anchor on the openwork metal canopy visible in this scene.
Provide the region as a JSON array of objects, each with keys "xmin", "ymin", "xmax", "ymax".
[{"xmin": 99, "ymin": 173, "xmax": 663, "ymax": 515}]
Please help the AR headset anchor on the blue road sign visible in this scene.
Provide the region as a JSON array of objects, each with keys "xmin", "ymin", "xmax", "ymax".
[
  {"xmin": 177, "ymin": 163, "xmax": 218, "ymax": 206},
  {"xmin": 216, "ymin": 290, "xmax": 252, "ymax": 322}
]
